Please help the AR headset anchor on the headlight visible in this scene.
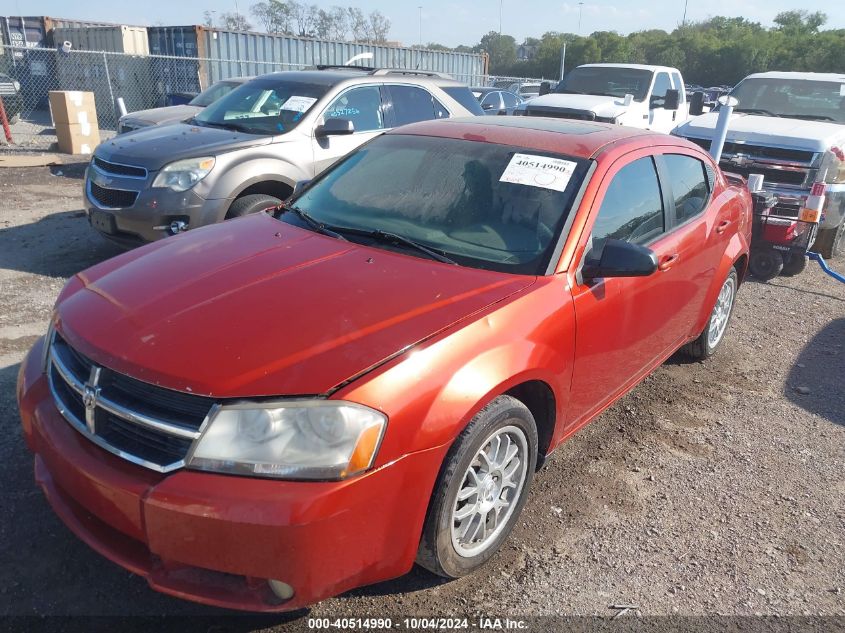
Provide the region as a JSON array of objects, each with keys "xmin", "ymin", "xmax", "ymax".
[
  {"xmin": 819, "ymin": 147, "xmax": 845, "ymax": 185},
  {"xmin": 152, "ymin": 156, "xmax": 215, "ymax": 192},
  {"xmin": 187, "ymin": 400, "xmax": 387, "ymax": 480}
]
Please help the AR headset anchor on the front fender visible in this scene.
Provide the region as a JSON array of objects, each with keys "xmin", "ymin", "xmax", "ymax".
[{"xmin": 336, "ymin": 279, "xmax": 575, "ymax": 465}]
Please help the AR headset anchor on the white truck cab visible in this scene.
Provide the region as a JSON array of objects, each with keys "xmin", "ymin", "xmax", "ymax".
[
  {"xmin": 515, "ymin": 63, "xmax": 689, "ymax": 133},
  {"xmin": 674, "ymin": 72, "xmax": 845, "ymax": 259}
]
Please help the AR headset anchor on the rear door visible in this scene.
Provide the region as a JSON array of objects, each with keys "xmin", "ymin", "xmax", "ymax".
[
  {"xmin": 567, "ymin": 152, "xmax": 686, "ymax": 430},
  {"xmin": 311, "ymin": 84, "xmax": 387, "ymax": 175}
]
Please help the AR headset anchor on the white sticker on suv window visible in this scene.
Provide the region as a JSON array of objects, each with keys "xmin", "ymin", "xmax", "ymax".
[
  {"xmin": 281, "ymin": 96, "xmax": 318, "ymax": 112},
  {"xmin": 499, "ymin": 153, "xmax": 578, "ymax": 192}
]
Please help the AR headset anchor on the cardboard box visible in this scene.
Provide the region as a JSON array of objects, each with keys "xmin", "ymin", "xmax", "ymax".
[
  {"xmin": 55, "ymin": 122, "xmax": 100, "ymax": 155},
  {"xmin": 49, "ymin": 90, "xmax": 97, "ymax": 126}
]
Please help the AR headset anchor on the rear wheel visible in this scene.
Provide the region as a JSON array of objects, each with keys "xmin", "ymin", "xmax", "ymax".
[
  {"xmin": 226, "ymin": 194, "xmax": 281, "ymax": 219},
  {"xmin": 683, "ymin": 268, "xmax": 738, "ymax": 360},
  {"xmin": 417, "ymin": 395, "xmax": 537, "ymax": 578},
  {"xmin": 811, "ymin": 222, "xmax": 844, "ymax": 260},
  {"xmin": 749, "ymin": 249, "xmax": 783, "ymax": 281},
  {"xmin": 780, "ymin": 254, "xmax": 807, "ymax": 277}
]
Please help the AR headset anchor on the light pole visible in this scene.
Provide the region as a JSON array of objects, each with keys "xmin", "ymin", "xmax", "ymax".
[
  {"xmin": 682, "ymin": 0, "xmax": 689, "ymax": 28},
  {"xmin": 418, "ymin": 6, "xmax": 422, "ymax": 47},
  {"xmin": 499, "ymin": 0, "xmax": 503, "ymax": 35},
  {"xmin": 578, "ymin": 2, "xmax": 584, "ymax": 35}
]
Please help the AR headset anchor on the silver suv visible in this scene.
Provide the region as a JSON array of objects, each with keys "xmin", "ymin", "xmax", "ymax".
[{"xmin": 85, "ymin": 66, "xmax": 484, "ymax": 247}]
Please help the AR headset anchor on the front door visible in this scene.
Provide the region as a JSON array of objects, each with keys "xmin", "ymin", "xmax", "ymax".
[
  {"xmin": 311, "ymin": 85, "xmax": 387, "ymax": 176},
  {"xmin": 566, "ymin": 153, "xmax": 687, "ymax": 430},
  {"xmin": 648, "ymin": 71, "xmax": 677, "ymax": 133}
]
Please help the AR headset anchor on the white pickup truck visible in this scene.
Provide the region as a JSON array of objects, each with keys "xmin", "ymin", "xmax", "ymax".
[
  {"xmin": 515, "ymin": 63, "xmax": 690, "ymax": 133},
  {"xmin": 674, "ymin": 72, "xmax": 845, "ymax": 259}
]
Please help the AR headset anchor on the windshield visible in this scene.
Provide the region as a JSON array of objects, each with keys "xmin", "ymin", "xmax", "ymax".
[
  {"xmin": 556, "ymin": 67, "xmax": 653, "ymax": 102},
  {"xmin": 284, "ymin": 134, "xmax": 588, "ymax": 274},
  {"xmin": 190, "ymin": 80, "xmax": 241, "ymax": 107},
  {"xmin": 194, "ymin": 77, "xmax": 329, "ymax": 135},
  {"xmin": 730, "ymin": 78, "xmax": 845, "ymax": 123}
]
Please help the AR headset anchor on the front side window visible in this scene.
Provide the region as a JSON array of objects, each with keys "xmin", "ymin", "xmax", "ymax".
[
  {"xmin": 663, "ymin": 154, "xmax": 710, "ymax": 223},
  {"xmin": 650, "ymin": 72, "xmax": 672, "ymax": 107},
  {"xmin": 322, "ymin": 86, "xmax": 384, "ymax": 133},
  {"xmin": 502, "ymin": 92, "xmax": 521, "ymax": 108},
  {"xmin": 592, "ymin": 157, "xmax": 664, "ymax": 253},
  {"xmin": 285, "ymin": 134, "xmax": 589, "ymax": 274},
  {"xmin": 390, "ymin": 85, "xmax": 448, "ymax": 126},
  {"xmin": 194, "ymin": 78, "xmax": 328, "ymax": 135},
  {"xmin": 481, "ymin": 92, "xmax": 502, "ymax": 109}
]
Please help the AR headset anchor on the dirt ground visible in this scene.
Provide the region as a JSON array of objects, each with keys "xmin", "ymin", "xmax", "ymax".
[{"xmin": 0, "ymin": 163, "xmax": 843, "ymax": 630}]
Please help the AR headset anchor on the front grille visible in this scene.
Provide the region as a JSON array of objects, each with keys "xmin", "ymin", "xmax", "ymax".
[
  {"xmin": 48, "ymin": 332, "xmax": 216, "ymax": 472},
  {"xmin": 92, "ymin": 156, "xmax": 147, "ymax": 178},
  {"xmin": 721, "ymin": 142, "xmax": 814, "ymax": 164},
  {"xmin": 89, "ymin": 181, "xmax": 139, "ymax": 209},
  {"xmin": 0, "ymin": 82, "xmax": 16, "ymax": 96},
  {"xmin": 525, "ymin": 106, "xmax": 596, "ymax": 121},
  {"xmin": 719, "ymin": 163, "xmax": 808, "ymax": 187}
]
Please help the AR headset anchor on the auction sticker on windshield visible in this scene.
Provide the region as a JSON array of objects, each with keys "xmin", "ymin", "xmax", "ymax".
[
  {"xmin": 281, "ymin": 96, "xmax": 318, "ymax": 112},
  {"xmin": 500, "ymin": 153, "xmax": 578, "ymax": 192}
]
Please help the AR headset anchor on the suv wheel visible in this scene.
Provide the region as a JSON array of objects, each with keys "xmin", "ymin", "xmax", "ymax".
[
  {"xmin": 417, "ymin": 395, "xmax": 537, "ymax": 578},
  {"xmin": 226, "ymin": 194, "xmax": 282, "ymax": 219}
]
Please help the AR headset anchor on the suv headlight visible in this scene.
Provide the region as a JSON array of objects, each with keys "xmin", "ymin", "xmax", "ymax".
[
  {"xmin": 152, "ymin": 156, "xmax": 215, "ymax": 192},
  {"xmin": 187, "ymin": 401, "xmax": 387, "ymax": 480},
  {"xmin": 819, "ymin": 147, "xmax": 845, "ymax": 185}
]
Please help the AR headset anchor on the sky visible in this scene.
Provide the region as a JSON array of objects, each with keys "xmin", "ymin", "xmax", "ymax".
[{"xmin": 3, "ymin": 0, "xmax": 844, "ymax": 47}]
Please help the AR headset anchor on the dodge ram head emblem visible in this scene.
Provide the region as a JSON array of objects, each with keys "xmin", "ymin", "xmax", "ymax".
[{"xmin": 82, "ymin": 367, "xmax": 102, "ymax": 434}]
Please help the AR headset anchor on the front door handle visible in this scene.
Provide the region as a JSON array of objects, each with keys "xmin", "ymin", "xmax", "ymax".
[
  {"xmin": 716, "ymin": 220, "xmax": 732, "ymax": 234},
  {"xmin": 658, "ymin": 253, "xmax": 680, "ymax": 272}
]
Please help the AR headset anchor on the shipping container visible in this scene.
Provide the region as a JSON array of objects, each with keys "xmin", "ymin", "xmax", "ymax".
[
  {"xmin": 52, "ymin": 26, "xmax": 149, "ymax": 54},
  {"xmin": 1, "ymin": 17, "xmax": 56, "ymax": 108},
  {"xmin": 147, "ymin": 25, "xmax": 203, "ymax": 99}
]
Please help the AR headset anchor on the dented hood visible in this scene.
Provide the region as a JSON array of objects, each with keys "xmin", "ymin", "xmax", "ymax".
[{"xmin": 56, "ymin": 214, "xmax": 534, "ymax": 398}]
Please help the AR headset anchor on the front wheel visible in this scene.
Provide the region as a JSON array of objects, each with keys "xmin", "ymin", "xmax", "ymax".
[
  {"xmin": 683, "ymin": 268, "xmax": 738, "ymax": 360},
  {"xmin": 417, "ymin": 395, "xmax": 537, "ymax": 578},
  {"xmin": 225, "ymin": 194, "xmax": 282, "ymax": 219},
  {"xmin": 812, "ymin": 223, "xmax": 844, "ymax": 260}
]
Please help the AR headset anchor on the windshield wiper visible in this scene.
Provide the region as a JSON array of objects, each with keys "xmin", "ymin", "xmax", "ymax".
[
  {"xmin": 190, "ymin": 118, "xmax": 254, "ymax": 133},
  {"xmin": 366, "ymin": 230, "xmax": 458, "ymax": 265},
  {"xmin": 282, "ymin": 204, "xmax": 347, "ymax": 241},
  {"xmin": 779, "ymin": 113, "xmax": 836, "ymax": 122},
  {"xmin": 735, "ymin": 108, "xmax": 776, "ymax": 117}
]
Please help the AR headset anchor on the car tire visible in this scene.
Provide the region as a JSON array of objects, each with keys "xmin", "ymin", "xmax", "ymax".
[
  {"xmin": 780, "ymin": 254, "xmax": 807, "ymax": 277},
  {"xmin": 226, "ymin": 194, "xmax": 282, "ymax": 219},
  {"xmin": 749, "ymin": 249, "xmax": 783, "ymax": 281},
  {"xmin": 417, "ymin": 395, "xmax": 537, "ymax": 579},
  {"xmin": 811, "ymin": 223, "xmax": 844, "ymax": 260},
  {"xmin": 683, "ymin": 267, "xmax": 738, "ymax": 360}
]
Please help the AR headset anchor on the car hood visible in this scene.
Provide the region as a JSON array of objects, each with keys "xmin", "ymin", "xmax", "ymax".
[
  {"xmin": 95, "ymin": 123, "xmax": 272, "ymax": 171},
  {"xmin": 675, "ymin": 112, "xmax": 845, "ymax": 153},
  {"xmin": 524, "ymin": 93, "xmax": 630, "ymax": 118},
  {"xmin": 56, "ymin": 214, "xmax": 534, "ymax": 398},
  {"xmin": 121, "ymin": 104, "xmax": 202, "ymax": 127}
]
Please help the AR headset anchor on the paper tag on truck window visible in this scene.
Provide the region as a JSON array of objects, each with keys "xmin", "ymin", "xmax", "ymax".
[
  {"xmin": 840, "ymin": 84, "xmax": 845, "ymax": 96},
  {"xmin": 499, "ymin": 153, "xmax": 578, "ymax": 192},
  {"xmin": 281, "ymin": 96, "xmax": 318, "ymax": 112}
]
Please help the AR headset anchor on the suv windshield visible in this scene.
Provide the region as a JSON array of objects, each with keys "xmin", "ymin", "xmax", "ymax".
[
  {"xmin": 194, "ymin": 77, "xmax": 329, "ymax": 135},
  {"xmin": 190, "ymin": 80, "xmax": 242, "ymax": 107},
  {"xmin": 284, "ymin": 134, "xmax": 588, "ymax": 274},
  {"xmin": 555, "ymin": 67, "xmax": 653, "ymax": 102},
  {"xmin": 730, "ymin": 78, "xmax": 845, "ymax": 123}
]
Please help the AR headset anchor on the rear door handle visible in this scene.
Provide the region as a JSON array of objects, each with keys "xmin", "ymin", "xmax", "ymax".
[
  {"xmin": 716, "ymin": 220, "xmax": 732, "ymax": 234},
  {"xmin": 658, "ymin": 253, "xmax": 680, "ymax": 272}
]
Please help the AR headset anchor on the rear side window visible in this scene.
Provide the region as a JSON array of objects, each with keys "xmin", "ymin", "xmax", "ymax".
[
  {"xmin": 663, "ymin": 154, "xmax": 710, "ymax": 223},
  {"xmin": 592, "ymin": 157, "xmax": 664, "ymax": 251},
  {"xmin": 442, "ymin": 86, "xmax": 486, "ymax": 115},
  {"xmin": 390, "ymin": 85, "xmax": 448, "ymax": 126}
]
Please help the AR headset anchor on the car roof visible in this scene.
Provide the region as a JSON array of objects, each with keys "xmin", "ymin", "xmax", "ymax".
[
  {"xmin": 579, "ymin": 63, "xmax": 679, "ymax": 73},
  {"xmin": 387, "ymin": 117, "xmax": 669, "ymax": 159},
  {"xmin": 744, "ymin": 71, "xmax": 845, "ymax": 82},
  {"xmin": 252, "ymin": 68, "xmax": 466, "ymax": 87}
]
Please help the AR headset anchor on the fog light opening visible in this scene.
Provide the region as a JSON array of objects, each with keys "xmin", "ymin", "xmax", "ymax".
[{"xmin": 268, "ymin": 579, "xmax": 295, "ymax": 601}]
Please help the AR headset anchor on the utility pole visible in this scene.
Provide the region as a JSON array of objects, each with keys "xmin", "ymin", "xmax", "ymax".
[
  {"xmin": 418, "ymin": 6, "xmax": 422, "ymax": 47},
  {"xmin": 499, "ymin": 0, "xmax": 503, "ymax": 35},
  {"xmin": 682, "ymin": 0, "xmax": 689, "ymax": 28},
  {"xmin": 578, "ymin": 2, "xmax": 585, "ymax": 35}
]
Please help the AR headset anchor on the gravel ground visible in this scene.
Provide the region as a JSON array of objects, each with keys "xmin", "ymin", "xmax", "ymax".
[{"xmin": 0, "ymin": 163, "xmax": 843, "ymax": 631}]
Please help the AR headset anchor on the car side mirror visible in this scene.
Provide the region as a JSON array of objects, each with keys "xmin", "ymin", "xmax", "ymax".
[
  {"xmin": 292, "ymin": 179, "xmax": 311, "ymax": 196},
  {"xmin": 482, "ymin": 102, "xmax": 495, "ymax": 111},
  {"xmin": 315, "ymin": 118, "xmax": 355, "ymax": 138},
  {"xmin": 539, "ymin": 82, "xmax": 551, "ymax": 96},
  {"xmin": 664, "ymin": 89, "xmax": 680, "ymax": 110},
  {"xmin": 689, "ymin": 91, "xmax": 705, "ymax": 116},
  {"xmin": 582, "ymin": 239, "xmax": 658, "ymax": 281}
]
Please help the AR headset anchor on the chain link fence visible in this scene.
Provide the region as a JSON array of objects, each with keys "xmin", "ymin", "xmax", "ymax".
[{"xmin": 0, "ymin": 44, "xmax": 546, "ymax": 152}]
